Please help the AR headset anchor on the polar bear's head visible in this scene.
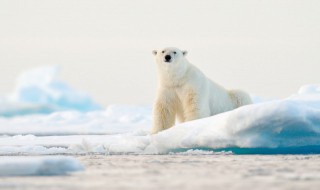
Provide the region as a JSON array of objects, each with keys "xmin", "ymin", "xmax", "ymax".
[{"xmin": 152, "ymin": 47, "xmax": 188, "ymax": 64}]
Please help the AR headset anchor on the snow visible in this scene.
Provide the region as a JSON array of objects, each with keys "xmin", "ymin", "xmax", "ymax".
[
  {"xmin": 0, "ymin": 66, "xmax": 319, "ymax": 155},
  {"xmin": 0, "ymin": 94, "xmax": 320, "ymax": 155},
  {"xmin": 169, "ymin": 149, "xmax": 233, "ymax": 155},
  {"xmin": 0, "ymin": 106, "xmax": 151, "ymax": 136},
  {"xmin": 0, "ymin": 156, "xmax": 84, "ymax": 176},
  {"xmin": 1, "ymin": 94, "xmax": 320, "ymax": 154},
  {"xmin": 1, "ymin": 93, "xmax": 320, "ymax": 155},
  {"xmin": 0, "ymin": 66, "xmax": 101, "ymax": 117}
]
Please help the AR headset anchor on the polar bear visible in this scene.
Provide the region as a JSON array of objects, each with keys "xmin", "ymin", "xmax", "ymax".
[{"xmin": 151, "ymin": 47, "xmax": 252, "ymax": 134}]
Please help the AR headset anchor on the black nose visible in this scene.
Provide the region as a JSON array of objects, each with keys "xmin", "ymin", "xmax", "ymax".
[{"xmin": 165, "ymin": 55, "xmax": 171, "ymax": 61}]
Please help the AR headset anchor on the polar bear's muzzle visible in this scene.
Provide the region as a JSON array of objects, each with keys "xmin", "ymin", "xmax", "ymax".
[{"xmin": 164, "ymin": 55, "xmax": 172, "ymax": 63}]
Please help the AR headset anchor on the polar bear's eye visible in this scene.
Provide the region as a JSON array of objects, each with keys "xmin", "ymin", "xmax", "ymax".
[
  {"xmin": 173, "ymin": 52, "xmax": 176, "ymax": 54},
  {"xmin": 162, "ymin": 51, "xmax": 165, "ymax": 53}
]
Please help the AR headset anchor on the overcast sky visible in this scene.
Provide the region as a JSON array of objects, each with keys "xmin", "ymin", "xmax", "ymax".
[{"xmin": 0, "ymin": 0, "xmax": 319, "ymax": 106}]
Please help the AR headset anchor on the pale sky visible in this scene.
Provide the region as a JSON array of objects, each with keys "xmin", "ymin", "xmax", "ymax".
[{"xmin": 0, "ymin": 0, "xmax": 319, "ymax": 106}]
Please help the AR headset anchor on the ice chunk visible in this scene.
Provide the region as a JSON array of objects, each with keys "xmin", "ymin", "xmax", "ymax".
[
  {"xmin": 298, "ymin": 84, "xmax": 320, "ymax": 94},
  {"xmin": 0, "ymin": 156, "xmax": 84, "ymax": 176},
  {"xmin": 0, "ymin": 66, "xmax": 101, "ymax": 117}
]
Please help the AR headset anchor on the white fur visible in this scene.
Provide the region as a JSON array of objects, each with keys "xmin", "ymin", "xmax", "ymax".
[{"xmin": 152, "ymin": 47, "xmax": 252, "ymax": 134}]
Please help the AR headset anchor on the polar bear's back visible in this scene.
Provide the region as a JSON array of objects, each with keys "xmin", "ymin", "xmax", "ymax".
[
  {"xmin": 205, "ymin": 79, "xmax": 235, "ymax": 114},
  {"xmin": 188, "ymin": 66, "xmax": 234, "ymax": 115},
  {"xmin": 190, "ymin": 65, "xmax": 251, "ymax": 116}
]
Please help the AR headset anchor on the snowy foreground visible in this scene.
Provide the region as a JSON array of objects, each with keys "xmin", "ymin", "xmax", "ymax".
[{"xmin": 1, "ymin": 155, "xmax": 319, "ymax": 190}]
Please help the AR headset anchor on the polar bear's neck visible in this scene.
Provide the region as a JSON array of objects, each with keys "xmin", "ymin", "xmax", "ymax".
[{"xmin": 157, "ymin": 59, "xmax": 192, "ymax": 87}]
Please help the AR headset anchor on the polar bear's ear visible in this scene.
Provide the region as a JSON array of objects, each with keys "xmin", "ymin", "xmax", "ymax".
[
  {"xmin": 152, "ymin": 50, "xmax": 157, "ymax": 56},
  {"xmin": 182, "ymin": 51, "xmax": 188, "ymax": 56}
]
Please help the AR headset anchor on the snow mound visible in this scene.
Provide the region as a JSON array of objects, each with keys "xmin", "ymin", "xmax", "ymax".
[
  {"xmin": 147, "ymin": 98, "xmax": 320, "ymax": 154},
  {"xmin": 0, "ymin": 66, "xmax": 101, "ymax": 117},
  {"xmin": 0, "ymin": 156, "xmax": 84, "ymax": 176}
]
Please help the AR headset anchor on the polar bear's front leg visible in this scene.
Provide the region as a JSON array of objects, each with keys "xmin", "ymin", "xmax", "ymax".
[
  {"xmin": 151, "ymin": 97, "xmax": 176, "ymax": 134},
  {"xmin": 182, "ymin": 89, "xmax": 200, "ymax": 122}
]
